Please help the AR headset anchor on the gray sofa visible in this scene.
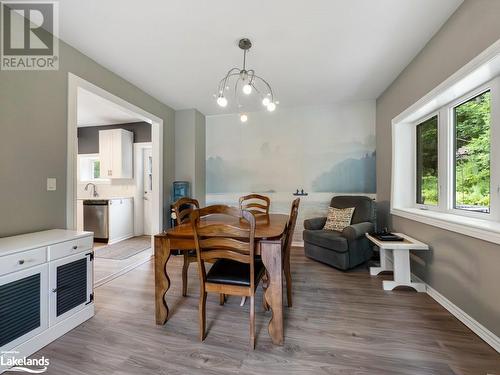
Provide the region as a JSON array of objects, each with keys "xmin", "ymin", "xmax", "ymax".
[{"xmin": 303, "ymin": 196, "xmax": 376, "ymax": 270}]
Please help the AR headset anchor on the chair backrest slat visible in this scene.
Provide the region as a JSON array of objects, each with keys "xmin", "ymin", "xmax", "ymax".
[
  {"xmin": 239, "ymin": 194, "xmax": 270, "ymax": 215},
  {"xmin": 283, "ymin": 198, "xmax": 300, "ymax": 265},
  {"xmin": 198, "ymin": 237, "xmax": 251, "ymax": 254},
  {"xmin": 198, "ymin": 249, "xmax": 250, "ymax": 264},
  {"xmin": 173, "ymin": 197, "xmax": 199, "ymax": 225},
  {"xmin": 195, "ymin": 224, "xmax": 250, "ymax": 239}
]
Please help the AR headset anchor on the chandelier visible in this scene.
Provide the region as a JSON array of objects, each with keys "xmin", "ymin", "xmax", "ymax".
[{"xmin": 215, "ymin": 38, "xmax": 278, "ymax": 122}]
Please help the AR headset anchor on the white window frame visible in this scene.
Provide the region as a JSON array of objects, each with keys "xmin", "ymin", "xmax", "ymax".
[
  {"xmin": 411, "ymin": 79, "xmax": 499, "ymax": 220},
  {"xmin": 446, "ymin": 80, "xmax": 500, "ymax": 221},
  {"xmin": 414, "ymin": 111, "xmax": 441, "ymax": 211},
  {"xmin": 391, "ymin": 38, "xmax": 500, "ymax": 245},
  {"xmin": 77, "ymin": 153, "xmax": 110, "ymax": 184}
]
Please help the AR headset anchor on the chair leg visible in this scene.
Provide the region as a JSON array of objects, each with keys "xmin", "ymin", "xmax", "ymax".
[
  {"xmin": 199, "ymin": 291, "xmax": 207, "ymax": 341},
  {"xmin": 240, "ymin": 296, "xmax": 246, "ymax": 306},
  {"xmin": 219, "ymin": 293, "xmax": 225, "ymax": 305},
  {"xmin": 249, "ymin": 295, "xmax": 255, "ymax": 349},
  {"xmin": 284, "ymin": 261, "xmax": 292, "ymax": 307},
  {"xmin": 182, "ymin": 253, "xmax": 189, "ymax": 297},
  {"xmin": 262, "ymin": 272, "xmax": 270, "ymax": 311}
]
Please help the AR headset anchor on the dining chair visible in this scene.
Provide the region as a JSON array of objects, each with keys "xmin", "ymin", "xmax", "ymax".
[
  {"xmin": 262, "ymin": 198, "xmax": 300, "ymax": 310},
  {"xmin": 239, "ymin": 194, "xmax": 270, "ymax": 215},
  {"xmin": 190, "ymin": 205, "xmax": 265, "ymax": 349},
  {"xmin": 237, "ymin": 194, "xmax": 270, "ymax": 307},
  {"xmin": 283, "ymin": 198, "xmax": 300, "ymax": 307},
  {"xmin": 172, "ymin": 197, "xmax": 199, "ymax": 297}
]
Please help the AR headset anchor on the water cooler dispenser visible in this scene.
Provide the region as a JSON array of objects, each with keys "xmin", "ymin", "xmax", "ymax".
[{"xmin": 170, "ymin": 181, "xmax": 191, "ymax": 228}]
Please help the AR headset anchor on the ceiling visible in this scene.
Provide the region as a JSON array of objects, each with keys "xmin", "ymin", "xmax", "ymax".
[
  {"xmin": 59, "ymin": 0, "xmax": 463, "ymax": 115},
  {"xmin": 77, "ymin": 88, "xmax": 143, "ymax": 127}
]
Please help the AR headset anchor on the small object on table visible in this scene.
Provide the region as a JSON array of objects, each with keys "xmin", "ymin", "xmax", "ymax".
[
  {"xmin": 372, "ymin": 228, "xmax": 404, "ymax": 242},
  {"xmin": 366, "ymin": 232, "xmax": 429, "ymax": 292}
]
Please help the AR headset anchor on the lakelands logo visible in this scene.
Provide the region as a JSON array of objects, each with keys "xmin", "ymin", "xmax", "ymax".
[
  {"xmin": 0, "ymin": 1, "xmax": 59, "ymax": 70},
  {"xmin": 1, "ymin": 351, "xmax": 49, "ymax": 373}
]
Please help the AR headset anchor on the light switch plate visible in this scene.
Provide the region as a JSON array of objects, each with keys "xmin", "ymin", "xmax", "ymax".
[{"xmin": 47, "ymin": 178, "xmax": 57, "ymax": 191}]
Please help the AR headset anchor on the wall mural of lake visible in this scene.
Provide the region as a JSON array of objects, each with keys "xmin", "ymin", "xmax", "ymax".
[{"xmin": 206, "ymin": 102, "xmax": 377, "ymax": 241}]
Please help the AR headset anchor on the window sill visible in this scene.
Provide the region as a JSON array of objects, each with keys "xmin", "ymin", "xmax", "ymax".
[
  {"xmin": 391, "ymin": 207, "xmax": 500, "ymax": 245},
  {"xmin": 78, "ymin": 179, "xmax": 111, "ymax": 185}
]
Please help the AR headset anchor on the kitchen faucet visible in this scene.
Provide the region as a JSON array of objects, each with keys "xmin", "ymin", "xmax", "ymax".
[{"xmin": 84, "ymin": 183, "xmax": 99, "ymax": 197}]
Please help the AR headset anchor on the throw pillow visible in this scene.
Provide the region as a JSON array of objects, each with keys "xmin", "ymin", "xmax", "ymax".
[{"xmin": 323, "ymin": 207, "xmax": 355, "ymax": 231}]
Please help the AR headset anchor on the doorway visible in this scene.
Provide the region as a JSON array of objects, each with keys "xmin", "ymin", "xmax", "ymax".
[
  {"xmin": 143, "ymin": 147, "xmax": 153, "ymax": 235},
  {"xmin": 67, "ymin": 73, "xmax": 164, "ymax": 286}
]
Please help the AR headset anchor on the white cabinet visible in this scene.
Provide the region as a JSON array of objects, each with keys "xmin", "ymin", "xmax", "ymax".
[
  {"xmin": 109, "ymin": 198, "xmax": 134, "ymax": 244},
  {"xmin": 99, "ymin": 129, "xmax": 133, "ymax": 179},
  {"xmin": 0, "ymin": 230, "xmax": 94, "ymax": 374}
]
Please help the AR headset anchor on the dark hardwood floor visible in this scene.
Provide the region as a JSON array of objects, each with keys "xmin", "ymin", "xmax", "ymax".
[{"xmin": 36, "ymin": 248, "xmax": 499, "ymax": 375}]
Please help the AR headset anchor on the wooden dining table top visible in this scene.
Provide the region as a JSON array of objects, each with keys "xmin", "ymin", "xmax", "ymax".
[{"xmin": 156, "ymin": 213, "xmax": 289, "ymax": 240}]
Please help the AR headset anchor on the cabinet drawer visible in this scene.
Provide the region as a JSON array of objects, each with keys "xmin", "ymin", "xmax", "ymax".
[
  {"xmin": 0, "ymin": 247, "xmax": 47, "ymax": 277},
  {"xmin": 48, "ymin": 236, "xmax": 93, "ymax": 260}
]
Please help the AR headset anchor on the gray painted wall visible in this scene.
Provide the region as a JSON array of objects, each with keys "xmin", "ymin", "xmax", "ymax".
[
  {"xmin": 0, "ymin": 40, "xmax": 175, "ymax": 237},
  {"xmin": 174, "ymin": 109, "xmax": 206, "ymax": 206},
  {"xmin": 194, "ymin": 110, "xmax": 206, "ymax": 206},
  {"xmin": 77, "ymin": 122, "xmax": 152, "ymax": 154},
  {"xmin": 376, "ymin": 0, "xmax": 500, "ymax": 336}
]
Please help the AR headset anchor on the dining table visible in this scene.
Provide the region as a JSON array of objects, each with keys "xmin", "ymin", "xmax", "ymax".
[{"xmin": 154, "ymin": 213, "xmax": 289, "ymax": 345}]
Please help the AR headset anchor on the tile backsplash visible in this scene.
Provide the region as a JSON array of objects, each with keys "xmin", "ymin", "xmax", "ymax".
[{"xmin": 77, "ymin": 181, "xmax": 136, "ymax": 199}]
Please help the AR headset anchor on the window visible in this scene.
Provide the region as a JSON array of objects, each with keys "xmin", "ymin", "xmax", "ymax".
[
  {"xmin": 416, "ymin": 115, "xmax": 438, "ymax": 206},
  {"xmin": 453, "ymin": 91, "xmax": 491, "ymax": 213},
  {"xmin": 93, "ymin": 159, "xmax": 101, "ymax": 180},
  {"xmin": 391, "ymin": 47, "xmax": 500, "ymax": 243},
  {"xmin": 78, "ymin": 155, "xmax": 109, "ymax": 182}
]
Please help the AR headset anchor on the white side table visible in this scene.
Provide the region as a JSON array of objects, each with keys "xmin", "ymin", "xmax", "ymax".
[{"xmin": 366, "ymin": 233, "xmax": 429, "ymax": 292}]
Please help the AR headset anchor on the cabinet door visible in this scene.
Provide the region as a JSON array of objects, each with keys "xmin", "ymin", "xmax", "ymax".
[
  {"xmin": 0, "ymin": 264, "xmax": 48, "ymax": 352},
  {"xmin": 111, "ymin": 130, "xmax": 122, "ymax": 178},
  {"xmin": 123, "ymin": 198, "xmax": 134, "ymax": 237},
  {"xmin": 99, "ymin": 130, "xmax": 114, "ymax": 178},
  {"xmin": 49, "ymin": 252, "xmax": 93, "ymax": 326},
  {"xmin": 99, "ymin": 129, "xmax": 133, "ymax": 179},
  {"xmin": 108, "ymin": 199, "xmax": 134, "ymax": 244}
]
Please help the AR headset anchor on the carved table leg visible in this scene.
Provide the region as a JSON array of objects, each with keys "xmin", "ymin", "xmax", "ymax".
[
  {"xmin": 155, "ymin": 236, "xmax": 171, "ymax": 324},
  {"xmin": 261, "ymin": 240, "xmax": 284, "ymax": 345}
]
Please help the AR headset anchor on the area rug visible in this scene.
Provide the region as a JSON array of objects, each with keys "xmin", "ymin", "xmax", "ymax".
[{"xmin": 95, "ymin": 236, "xmax": 151, "ymax": 260}]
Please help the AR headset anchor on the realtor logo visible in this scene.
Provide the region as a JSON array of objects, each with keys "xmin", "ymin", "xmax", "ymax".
[
  {"xmin": 1, "ymin": 351, "xmax": 50, "ymax": 373},
  {"xmin": 0, "ymin": 1, "xmax": 59, "ymax": 70}
]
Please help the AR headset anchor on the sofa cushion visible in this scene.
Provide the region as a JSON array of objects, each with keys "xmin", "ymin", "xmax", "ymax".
[
  {"xmin": 323, "ymin": 207, "xmax": 355, "ymax": 231},
  {"xmin": 330, "ymin": 196, "xmax": 375, "ymax": 225},
  {"xmin": 303, "ymin": 229, "xmax": 348, "ymax": 252},
  {"xmin": 206, "ymin": 259, "xmax": 265, "ymax": 287}
]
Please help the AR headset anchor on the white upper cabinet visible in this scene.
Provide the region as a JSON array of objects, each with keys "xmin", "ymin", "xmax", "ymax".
[{"xmin": 99, "ymin": 129, "xmax": 133, "ymax": 179}]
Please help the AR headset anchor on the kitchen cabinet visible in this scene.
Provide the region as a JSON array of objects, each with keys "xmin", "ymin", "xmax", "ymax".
[
  {"xmin": 99, "ymin": 129, "xmax": 133, "ymax": 179},
  {"xmin": 108, "ymin": 198, "xmax": 134, "ymax": 244}
]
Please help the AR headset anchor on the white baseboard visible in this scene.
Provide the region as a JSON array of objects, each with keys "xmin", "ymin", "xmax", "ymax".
[
  {"xmin": 411, "ymin": 274, "xmax": 500, "ymax": 353},
  {"xmin": 381, "ymin": 253, "xmax": 499, "ymax": 353},
  {"xmin": 292, "ymin": 240, "xmax": 304, "ymax": 247},
  {"xmin": 107, "ymin": 233, "xmax": 134, "ymax": 245}
]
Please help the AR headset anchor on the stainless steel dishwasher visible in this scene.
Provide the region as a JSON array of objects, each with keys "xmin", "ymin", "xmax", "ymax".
[{"xmin": 83, "ymin": 200, "xmax": 109, "ymax": 241}]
